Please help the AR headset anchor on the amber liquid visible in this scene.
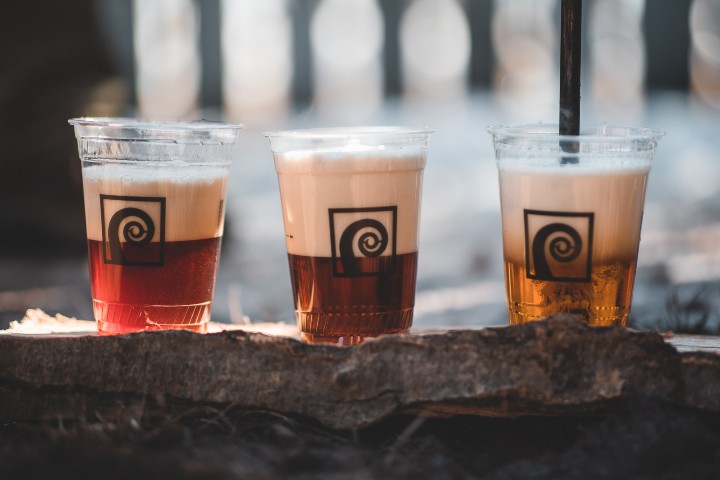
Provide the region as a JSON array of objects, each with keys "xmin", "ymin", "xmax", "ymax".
[
  {"xmin": 288, "ymin": 252, "xmax": 418, "ymax": 345},
  {"xmin": 87, "ymin": 238, "xmax": 221, "ymax": 335},
  {"xmin": 504, "ymin": 258, "xmax": 637, "ymax": 327}
]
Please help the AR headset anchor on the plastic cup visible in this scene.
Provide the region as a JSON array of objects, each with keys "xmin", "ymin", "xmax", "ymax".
[
  {"xmin": 69, "ymin": 117, "xmax": 243, "ymax": 335},
  {"xmin": 265, "ymin": 127, "xmax": 432, "ymax": 345},
  {"xmin": 489, "ymin": 124, "xmax": 663, "ymax": 327}
]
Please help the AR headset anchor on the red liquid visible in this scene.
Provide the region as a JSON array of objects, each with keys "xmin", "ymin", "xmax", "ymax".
[
  {"xmin": 87, "ymin": 238, "xmax": 222, "ymax": 335},
  {"xmin": 288, "ymin": 252, "xmax": 418, "ymax": 345}
]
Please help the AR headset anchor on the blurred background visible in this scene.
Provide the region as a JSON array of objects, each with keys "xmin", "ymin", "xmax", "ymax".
[{"xmin": 1, "ymin": 0, "xmax": 719, "ymax": 332}]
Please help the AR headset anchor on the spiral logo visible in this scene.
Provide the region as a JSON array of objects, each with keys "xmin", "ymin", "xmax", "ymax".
[
  {"xmin": 329, "ymin": 206, "xmax": 397, "ymax": 277},
  {"xmin": 108, "ymin": 207, "xmax": 155, "ymax": 263},
  {"xmin": 101, "ymin": 195, "xmax": 166, "ymax": 266},
  {"xmin": 524, "ymin": 210, "xmax": 593, "ymax": 282},
  {"xmin": 339, "ymin": 219, "xmax": 389, "ymax": 275}
]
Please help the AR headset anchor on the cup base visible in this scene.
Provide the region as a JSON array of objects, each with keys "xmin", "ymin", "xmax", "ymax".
[
  {"xmin": 300, "ymin": 333, "xmax": 370, "ymax": 346},
  {"xmin": 297, "ymin": 309, "xmax": 413, "ymax": 345},
  {"xmin": 93, "ymin": 300, "xmax": 211, "ymax": 335},
  {"xmin": 507, "ymin": 307, "xmax": 628, "ymax": 327}
]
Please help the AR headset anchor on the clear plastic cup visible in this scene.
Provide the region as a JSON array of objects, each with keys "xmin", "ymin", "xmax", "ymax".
[
  {"xmin": 265, "ymin": 127, "xmax": 432, "ymax": 345},
  {"xmin": 69, "ymin": 117, "xmax": 243, "ymax": 335},
  {"xmin": 489, "ymin": 124, "xmax": 663, "ymax": 327}
]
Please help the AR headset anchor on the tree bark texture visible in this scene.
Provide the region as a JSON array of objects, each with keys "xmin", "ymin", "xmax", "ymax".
[{"xmin": 1, "ymin": 311, "xmax": 718, "ymax": 430}]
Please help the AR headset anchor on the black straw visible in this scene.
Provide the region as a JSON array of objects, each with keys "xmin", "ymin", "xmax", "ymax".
[{"xmin": 560, "ymin": 0, "xmax": 582, "ymax": 164}]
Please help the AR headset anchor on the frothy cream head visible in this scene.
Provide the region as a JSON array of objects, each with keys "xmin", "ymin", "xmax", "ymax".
[
  {"xmin": 499, "ymin": 164, "xmax": 650, "ymax": 264},
  {"xmin": 82, "ymin": 164, "xmax": 228, "ymax": 242},
  {"xmin": 275, "ymin": 147, "xmax": 426, "ymax": 174},
  {"xmin": 275, "ymin": 151, "xmax": 427, "ymax": 257}
]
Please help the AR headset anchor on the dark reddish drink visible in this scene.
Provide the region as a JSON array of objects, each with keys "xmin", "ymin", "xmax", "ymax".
[
  {"xmin": 268, "ymin": 128, "xmax": 431, "ymax": 345},
  {"xmin": 289, "ymin": 252, "xmax": 418, "ymax": 344},
  {"xmin": 87, "ymin": 238, "xmax": 222, "ymax": 334},
  {"xmin": 80, "ymin": 163, "xmax": 229, "ymax": 335},
  {"xmin": 71, "ymin": 117, "xmax": 241, "ymax": 335}
]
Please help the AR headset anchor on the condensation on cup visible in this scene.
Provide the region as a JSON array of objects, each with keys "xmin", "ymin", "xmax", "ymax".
[
  {"xmin": 489, "ymin": 124, "xmax": 663, "ymax": 327},
  {"xmin": 265, "ymin": 127, "xmax": 432, "ymax": 345},
  {"xmin": 69, "ymin": 118, "xmax": 243, "ymax": 335}
]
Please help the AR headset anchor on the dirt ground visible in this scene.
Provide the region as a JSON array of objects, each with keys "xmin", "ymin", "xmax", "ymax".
[{"xmin": 2, "ymin": 400, "xmax": 720, "ymax": 479}]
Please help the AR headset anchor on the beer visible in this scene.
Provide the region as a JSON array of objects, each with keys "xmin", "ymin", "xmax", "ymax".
[
  {"xmin": 87, "ymin": 238, "xmax": 221, "ymax": 333},
  {"xmin": 288, "ymin": 252, "xmax": 418, "ymax": 343},
  {"xmin": 504, "ymin": 258, "xmax": 637, "ymax": 326},
  {"xmin": 81, "ymin": 164, "xmax": 228, "ymax": 335},
  {"xmin": 498, "ymin": 164, "xmax": 649, "ymax": 326},
  {"xmin": 269, "ymin": 129, "xmax": 430, "ymax": 345}
]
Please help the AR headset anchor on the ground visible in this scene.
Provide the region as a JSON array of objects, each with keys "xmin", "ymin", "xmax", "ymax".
[{"xmin": 2, "ymin": 400, "xmax": 720, "ymax": 479}]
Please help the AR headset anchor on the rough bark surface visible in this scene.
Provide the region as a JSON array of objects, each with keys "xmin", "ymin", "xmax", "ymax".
[{"xmin": 1, "ymin": 312, "xmax": 718, "ymax": 430}]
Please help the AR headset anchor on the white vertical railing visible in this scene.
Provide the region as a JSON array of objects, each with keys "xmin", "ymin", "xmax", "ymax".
[
  {"xmin": 690, "ymin": 0, "xmax": 720, "ymax": 109},
  {"xmin": 490, "ymin": 0, "xmax": 557, "ymax": 121},
  {"xmin": 589, "ymin": 0, "xmax": 646, "ymax": 122},
  {"xmin": 221, "ymin": 0, "xmax": 292, "ymax": 123},
  {"xmin": 310, "ymin": 0, "xmax": 384, "ymax": 121},
  {"xmin": 399, "ymin": 0, "xmax": 471, "ymax": 101},
  {"xmin": 128, "ymin": 0, "xmax": 718, "ymax": 120},
  {"xmin": 133, "ymin": 0, "xmax": 201, "ymax": 119}
]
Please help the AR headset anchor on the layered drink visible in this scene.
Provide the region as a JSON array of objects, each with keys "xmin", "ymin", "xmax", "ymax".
[
  {"xmin": 82, "ymin": 165, "xmax": 228, "ymax": 334},
  {"xmin": 499, "ymin": 165, "xmax": 649, "ymax": 326},
  {"xmin": 268, "ymin": 127, "xmax": 431, "ymax": 344},
  {"xmin": 490, "ymin": 124, "xmax": 662, "ymax": 327},
  {"xmin": 70, "ymin": 117, "xmax": 242, "ymax": 335}
]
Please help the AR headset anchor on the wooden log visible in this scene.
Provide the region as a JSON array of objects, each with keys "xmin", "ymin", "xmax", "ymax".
[{"xmin": 1, "ymin": 310, "xmax": 718, "ymax": 430}]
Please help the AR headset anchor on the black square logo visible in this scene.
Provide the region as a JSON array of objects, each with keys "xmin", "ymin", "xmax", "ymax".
[
  {"xmin": 329, "ymin": 206, "xmax": 397, "ymax": 277},
  {"xmin": 100, "ymin": 195, "xmax": 166, "ymax": 266},
  {"xmin": 524, "ymin": 209, "xmax": 594, "ymax": 282}
]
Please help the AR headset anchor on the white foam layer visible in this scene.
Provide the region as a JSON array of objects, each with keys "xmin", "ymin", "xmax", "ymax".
[
  {"xmin": 499, "ymin": 168, "xmax": 649, "ymax": 263},
  {"xmin": 275, "ymin": 149, "xmax": 427, "ymax": 174},
  {"xmin": 82, "ymin": 164, "xmax": 228, "ymax": 241},
  {"xmin": 498, "ymin": 159, "xmax": 651, "ymax": 175},
  {"xmin": 275, "ymin": 152, "xmax": 426, "ymax": 257}
]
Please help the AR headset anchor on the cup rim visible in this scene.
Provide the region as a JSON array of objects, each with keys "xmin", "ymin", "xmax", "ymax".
[
  {"xmin": 487, "ymin": 123, "xmax": 664, "ymax": 143},
  {"xmin": 263, "ymin": 125, "xmax": 434, "ymax": 139},
  {"xmin": 68, "ymin": 117, "xmax": 245, "ymax": 131}
]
